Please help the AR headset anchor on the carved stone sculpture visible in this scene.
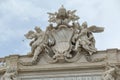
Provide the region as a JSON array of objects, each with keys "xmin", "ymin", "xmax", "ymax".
[
  {"xmin": 1, "ymin": 66, "xmax": 17, "ymax": 80},
  {"xmin": 101, "ymin": 63, "xmax": 120, "ymax": 80},
  {"xmin": 20, "ymin": 5, "xmax": 104, "ymax": 65},
  {"xmin": 74, "ymin": 21, "xmax": 103, "ymax": 55},
  {"xmin": 24, "ymin": 26, "xmax": 46, "ymax": 64},
  {"xmin": 102, "ymin": 65, "xmax": 116, "ymax": 80},
  {"xmin": 116, "ymin": 66, "xmax": 120, "ymax": 80},
  {"xmin": 48, "ymin": 5, "xmax": 79, "ymax": 26}
]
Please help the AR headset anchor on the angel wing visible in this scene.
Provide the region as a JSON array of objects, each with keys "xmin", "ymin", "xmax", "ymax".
[
  {"xmin": 47, "ymin": 12, "xmax": 57, "ymax": 16},
  {"xmin": 70, "ymin": 10, "xmax": 77, "ymax": 14},
  {"xmin": 24, "ymin": 30, "xmax": 35, "ymax": 39},
  {"xmin": 87, "ymin": 25, "xmax": 104, "ymax": 33},
  {"xmin": 47, "ymin": 12, "xmax": 55, "ymax": 15}
]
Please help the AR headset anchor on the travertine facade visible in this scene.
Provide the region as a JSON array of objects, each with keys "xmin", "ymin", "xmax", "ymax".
[{"xmin": 0, "ymin": 6, "xmax": 120, "ymax": 80}]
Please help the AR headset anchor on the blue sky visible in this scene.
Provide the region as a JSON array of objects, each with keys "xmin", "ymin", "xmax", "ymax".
[{"xmin": 0, "ymin": 0, "xmax": 120, "ymax": 57}]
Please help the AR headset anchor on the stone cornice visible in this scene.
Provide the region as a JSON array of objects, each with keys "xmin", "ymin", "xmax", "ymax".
[{"xmin": 0, "ymin": 48, "xmax": 120, "ymax": 73}]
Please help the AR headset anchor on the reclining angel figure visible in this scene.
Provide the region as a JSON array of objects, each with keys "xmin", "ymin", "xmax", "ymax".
[
  {"xmin": 74, "ymin": 21, "xmax": 104, "ymax": 55},
  {"xmin": 24, "ymin": 26, "xmax": 46, "ymax": 64}
]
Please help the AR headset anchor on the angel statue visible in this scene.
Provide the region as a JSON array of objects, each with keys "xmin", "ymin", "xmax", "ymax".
[
  {"xmin": 74, "ymin": 21, "xmax": 104, "ymax": 55},
  {"xmin": 24, "ymin": 26, "xmax": 46, "ymax": 64}
]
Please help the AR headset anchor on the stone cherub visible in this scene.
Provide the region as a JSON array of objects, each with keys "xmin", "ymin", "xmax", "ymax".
[
  {"xmin": 1, "ymin": 67, "xmax": 17, "ymax": 80},
  {"xmin": 24, "ymin": 26, "xmax": 46, "ymax": 63},
  {"xmin": 74, "ymin": 21, "xmax": 104, "ymax": 55}
]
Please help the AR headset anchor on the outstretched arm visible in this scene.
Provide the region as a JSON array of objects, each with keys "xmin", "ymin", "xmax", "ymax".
[{"xmin": 88, "ymin": 25, "xmax": 104, "ymax": 33}]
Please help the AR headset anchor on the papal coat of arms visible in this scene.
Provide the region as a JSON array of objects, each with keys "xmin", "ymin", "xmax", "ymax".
[
  {"xmin": 21, "ymin": 5, "xmax": 104, "ymax": 65},
  {"xmin": 2, "ymin": 5, "xmax": 120, "ymax": 80}
]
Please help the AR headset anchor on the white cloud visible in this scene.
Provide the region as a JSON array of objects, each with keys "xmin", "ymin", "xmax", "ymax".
[
  {"xmin": 0, "ymin": 0, "xmax": 48, "ymax": 42},
  {"xmin": 0, "ymin": 0, "xmax": 47, "ymax": 18}
]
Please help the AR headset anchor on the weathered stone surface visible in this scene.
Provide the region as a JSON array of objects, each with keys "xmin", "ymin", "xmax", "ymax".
[{"xmin": 0, "ymin": 6, "xmax": 120, "ymax": 80}]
